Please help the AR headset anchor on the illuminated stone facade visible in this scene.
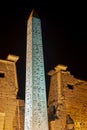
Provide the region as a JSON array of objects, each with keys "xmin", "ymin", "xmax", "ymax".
[
  {"xmin": 1, "ymin": 9, "xmax": 87, "ymax": 130},
  {"xmin": 0, "ymin": 54, "xmax": 24, "ymax": 130},
  {"xmin": 24, "ymin": 10, "xmax": 49, "ymax": 130},
  {"xmin": 48, "ymin": 64, "xmax": 87, "ymax": 130}
]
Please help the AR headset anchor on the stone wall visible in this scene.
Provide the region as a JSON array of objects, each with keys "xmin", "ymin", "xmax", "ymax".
[
  {"xmin": 17, "ymin": 99, "xmax": 25, "ymax": 130},
  {"xmin": 0, "ymin": 112, "xmax": 5, "ymax": 130},
  {"xmin": 48, "ymin": 65, "xmax": 87, "ymax": 130},
  {"xmin": 0, "ymin": 55, "xmax": 24, "ymax": 130}
]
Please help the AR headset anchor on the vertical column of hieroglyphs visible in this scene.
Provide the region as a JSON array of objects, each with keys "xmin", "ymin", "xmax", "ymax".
[
  {"xmin": 24, "ymin": 10, "xmax": 49, "ymax": 130},
  {"xmin": 24, "ymin": 11, "xmax": 32, "ymax": 130},
  {"xmin": 32, "ymin": 16, "xmax": 48, "ymax": 130}
]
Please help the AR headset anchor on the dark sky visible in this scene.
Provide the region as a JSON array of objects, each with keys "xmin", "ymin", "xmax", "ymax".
[{"xmin": 0, "ymin": 1, "xmax": 87, "ymax": 100}]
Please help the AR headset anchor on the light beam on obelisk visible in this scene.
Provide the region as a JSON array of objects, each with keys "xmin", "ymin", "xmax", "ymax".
[{"xmin": 24, "ymin": 9, "xmax": 49, "ymax": 130}]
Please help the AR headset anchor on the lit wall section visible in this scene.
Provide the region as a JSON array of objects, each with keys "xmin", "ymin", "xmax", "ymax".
[{"xmin": 24, "ymin": 10, "xmax": 49, "ymax": 130}]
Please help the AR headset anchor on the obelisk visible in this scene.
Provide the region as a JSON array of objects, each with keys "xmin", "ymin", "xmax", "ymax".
[{"xmin": 24, "ymin": 9, "xmax": 49, "ymax": 130}]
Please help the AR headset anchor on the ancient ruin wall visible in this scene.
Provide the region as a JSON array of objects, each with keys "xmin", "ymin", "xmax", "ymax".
[
  {"xmin": 0, "ymin": 56, "xmax": 19, "ymax": 130},
  {"xmin": 48, "ymin": 66, "xmax": 87, "ymax": 130}
]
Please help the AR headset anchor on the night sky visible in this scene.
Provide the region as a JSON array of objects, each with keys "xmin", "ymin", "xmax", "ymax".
[{"xmin": 0, "ymin": 1, "xmax": 87, "ymax": 100}]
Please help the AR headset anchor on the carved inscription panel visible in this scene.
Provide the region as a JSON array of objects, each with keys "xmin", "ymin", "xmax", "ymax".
[{"xmin": 25, "ymin": 14, "xmax": 48, "ymax": 130}]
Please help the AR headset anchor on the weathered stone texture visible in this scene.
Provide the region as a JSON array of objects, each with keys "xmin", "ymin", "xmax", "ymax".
[
  {"xmin": 48, "ymin": 65, "xmax": 87, "ymax": 130},
  {"xmin": 17, "ymin": 100, "xmax": 25, "ymax": 130},
  {"xmin": 0, "ymin": 56, "xmax": 24, "ymax": 130},
  {"xmin": 0, "ymin": 112, "xmax": 5, "ymax": 130}
]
